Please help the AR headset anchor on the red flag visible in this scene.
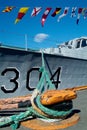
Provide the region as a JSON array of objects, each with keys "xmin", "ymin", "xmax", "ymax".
[
  {"xmin": 41, "ymin": 8, "xmax": 52, "ymax": 26},
  {"xmin": 31, "ymin": 7, "xmax": 42, "ymax": 16}
]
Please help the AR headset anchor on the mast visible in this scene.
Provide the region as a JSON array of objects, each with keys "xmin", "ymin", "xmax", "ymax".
[{"xmin": 25, "ymin": 34, "xmax": 28, "ymax": 51}]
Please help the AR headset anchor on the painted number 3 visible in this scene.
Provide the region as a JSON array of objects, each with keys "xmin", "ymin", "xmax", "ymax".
[{"xmin": 1, "ymin": 68, "xmax": 19, "ymax": 93}]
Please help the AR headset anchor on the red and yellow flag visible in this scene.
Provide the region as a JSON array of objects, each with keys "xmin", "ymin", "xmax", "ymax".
[
  {"xmin": 2, "ymin": 6, "xmax": 15, "ymax": 12},
  {"xmin": 15, "ymin": 7, "xmax": 29, "ymax": 24}
]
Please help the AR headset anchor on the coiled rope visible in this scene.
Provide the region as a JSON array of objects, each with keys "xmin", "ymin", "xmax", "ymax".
[{"xmin": 0, "ymin": 52, "xmax": 72, "ymax": 130}]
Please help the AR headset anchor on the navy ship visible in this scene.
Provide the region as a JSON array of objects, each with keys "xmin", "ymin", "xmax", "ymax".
[
  {"xmin": 0, "ymin": 37, "xmax": 87, "ymax": 98},
  {"xmin": 0, "ymin": 37, "xmax": 87, "ymax": 130}
]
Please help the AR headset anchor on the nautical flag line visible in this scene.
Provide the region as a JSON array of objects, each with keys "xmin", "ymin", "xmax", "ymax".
[{"xmin": 0, "ymin": 6, "xmax": 87, "ymax": 25}]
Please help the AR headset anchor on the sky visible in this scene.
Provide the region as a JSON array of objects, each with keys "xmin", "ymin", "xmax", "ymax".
[{"xmin": 0, "ymin": 0, "xmax": 87, "ymax": 50}]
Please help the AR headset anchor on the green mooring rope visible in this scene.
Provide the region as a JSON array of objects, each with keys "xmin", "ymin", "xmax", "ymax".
[
  {"xmin": 0, "ymin": 52, "xmax": 72, "ymax": 130},
  {"xmin": 35, "ymin": 95, "xmax": 72, "ymax": 118}
]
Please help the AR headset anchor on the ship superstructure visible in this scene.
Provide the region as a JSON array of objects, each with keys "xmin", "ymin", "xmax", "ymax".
[{"xmin": 41, "ymin": 37, "xmax": 87, "ymax": 60}]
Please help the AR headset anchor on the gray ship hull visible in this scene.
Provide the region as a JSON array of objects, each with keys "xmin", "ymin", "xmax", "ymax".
[
  {"xmin": 0, "ymin": 46, "xmax": 87, "ymax": 98},
  {"xmin": 0, "ymin": 46, "xmax": 87, "ymax": 130}
]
